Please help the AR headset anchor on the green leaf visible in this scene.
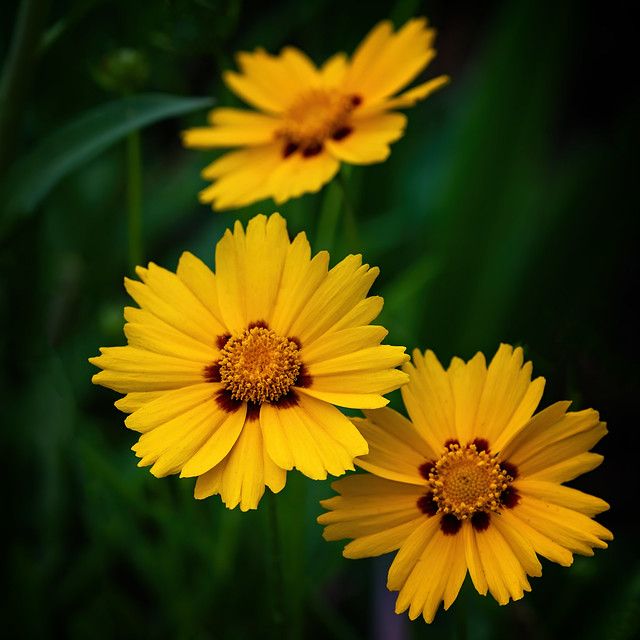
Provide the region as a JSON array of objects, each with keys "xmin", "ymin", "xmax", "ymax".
[{"xmin": 0, "ymin": 93, "xmax": 213, "ymax": 238}]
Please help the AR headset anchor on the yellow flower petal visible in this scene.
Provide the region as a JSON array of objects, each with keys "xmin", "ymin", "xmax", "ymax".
[
  {"xmin": 319, "ymin": 474, "xmax": 423, "ymax": 547},
  {"xmin": 295, "ymin": 386, "xmax": 389, "ymax": 410},
  {"xmin": 387, "ymin": 515, "xmax": 441, "ymax": 591},
  {"xmin": 401, "ymin": 349, "xmax": 455, "ymax": 455},
  {"xmin": 501, "ymin": 405, "xmax": 606, "ymax": 477},
  {"xmin": 134, "ymin": 400, "xmax": 224, "ymax": 477},
  {"xmin": 289, "ymin": 255, "xmax": 379, "ymax": 344},
  {"xmin": 526, "ymin": 452, "xmax": 603, "ymax": 484},
  {"xmin": 125, "ymin": 383, "xmax": 217, "ymax": 433},
  {"xmin": 301, "ymin": 325, "xmax": 388, "ymax": 364},
  {"xmin": 354, "ymin": 409, "xmax": 437, "ymax": 484},
  {"xmin": 475, "ymin": 344, "xmax": 543, "ymax": 447},
  {"xmin": 447, "ymin": 352, "xmax": 486, "ymax": 444},
  {"xmin": 175, "ymin": 252, "xmax": 226, "ymax": 329},
  {"xmin": 217, "ymin": 417, "xmax": 271, "ymax": 511},
  {"xmin": 320, "ymin": 52, "xmax": 347, "ymax": 86},
  {"xmin": 462, "ymin": 521, "xmax": 488, "ymax": 595},
  {"xmin": 343, "ymin": 18, "xmax": 437, "ymax": 106},
  {"xmin": 90, "ymin": 347, "xmax": 204, "ymax": 393},
  {"xmin": 91, "ymin": 214, "xmax": 415, "ymax": 510},
  {"xmin": 475, "ymin": 524, "xmax": 530, "ymax": 605},
  {"xmin": 517, "ymin": 479, "xmax": 610, "ymax": 517},
  {"xmin": 114, "ymin": 390, "xmax": 165, "ymax": 414},
  {"xmin": 184, "ymin": 106, "xmax": 279, "ymax": 148},
  {"xmin": 180, "ymin": 403, "xmax": 248, "ymax": 477},
  {"xmin": 366, "ymin": 75, "xmax": 450, "ymax": 114},
  {"xmin": 268, "ymin": 150, "xmax": 340, "ymax": 204},
  {"xmin": 317, "ymin": 343, "xmax": 612, "ymax": 623},
  {"xmin": 183, "ymin": 18, "xmax": 447, "ymax": 209},
  {"xmin": 515, "ymin": 494, "xmax": 612, "ymax": 556},
  {"xmin": 199, "ymin": 145, "xmax": 282, "ymax": 210},
  {"xmin": 326, "ymin": 112, "xmax": 406, "ymax": 164}
]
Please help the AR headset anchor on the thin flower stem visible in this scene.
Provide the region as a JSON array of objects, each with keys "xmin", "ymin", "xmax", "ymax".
[
  {"xmin": 336, "ymin": 169, "xmax": 360, "ymax": 249},
  {"xmin": 267, "ymin": 492, "xmax": 286, "ymax": 638},
  {"xmin": 315, "ymin": 181, "xmax": 342, "ymax": 251},
  {"xmin": 126, "ymin": 129, "xmax": 143, "ymax": 270}
]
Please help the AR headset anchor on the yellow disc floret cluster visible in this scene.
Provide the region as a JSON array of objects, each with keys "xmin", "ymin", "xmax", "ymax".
[
  {"xmin": 219, "ymin": 326, "xmax": 302, "ymax": 404},
  {"xmin": 277, "ymin": 89, "xmax": 357, "ymax": 150},
  {"xmin": 427, "ymin": 442, "xmax": 513, "ymax": 520}
]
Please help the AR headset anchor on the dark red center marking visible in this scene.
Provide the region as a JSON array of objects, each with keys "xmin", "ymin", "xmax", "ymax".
[
  {"xmin": 295, "ymin": 363, "xmax": 312, "ymax": 388},
  {"xmin": 500, "ymin": 487, "xmax": 520, "ymax": 509},
  {"xmin": 216, "ymin": 334, "xmax": 231, "ymax": 349},
  {"xmin": 419, "ymin": 461, "xmax": 435, "ymax": 480},
  {"xmin": 204, "ymin": 362, "xmax": 221, "ymax": 382},
  {"xmin": 440, "ymin": 514, "xmax": 462, "ymax": 536},
  {"xmin": 500, "ymin": 461, "xmax": 519, "ymax": 479},
  {"xmin": 302, "ymin": 142, "xmax": 323, "ymax": 158},
  {"xmin": 471, "ymin": 511, "xmax": 490, "ymax": 532},
  {"xmin": 273, "ymin": 389, "xmax": 299, "ymax": 409},
  {"xmin": 283, "ymin": 142, "xmax": 298, "ymax": 158},
  {"xmin": 215, "ymin": 388, "xmax": 243, "ymax": 413},
  {"xmin": 444, "ymin": 438, "xmax": 460, "ymax": 449},
  {"xmin": 332, "ymin": 126, "xmax": 352, "ymax": 141},
  {"xmin": 472, "ymin": 438, "xmax": 490, "ymax": 452},
  {"xmin": 417, "ymin": 492, "xmax": 438, "ymax": 516}
]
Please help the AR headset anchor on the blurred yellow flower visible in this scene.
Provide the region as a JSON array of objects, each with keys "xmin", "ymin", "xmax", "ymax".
[
  {"xmin": 318, "ymin": 344, "xmax": 612, "ymax": 622},
  {"xmin": 183, "ymin": 18, "xmax": 449, "ymax": 210},
  {"xmin": 90, "ymin": 213, "xmax": 409, "ymax": 511}
]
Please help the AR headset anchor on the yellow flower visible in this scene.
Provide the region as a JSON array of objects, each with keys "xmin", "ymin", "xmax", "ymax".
[
  {"xmin": 318, "ymin": 344, "xmax": 612, "ymax": 622},
  {"xmin": 182, "ymin": 18, "xmax": 449, "ymax": 210},
  {"xmin": 90, "ymin": 213, "xmax": 409, "ymax": 511}
]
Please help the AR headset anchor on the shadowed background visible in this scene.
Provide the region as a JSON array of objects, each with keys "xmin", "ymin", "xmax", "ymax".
[{"xmin": 1, "ymin": 0, "xmax": 637, "ymax": 638}]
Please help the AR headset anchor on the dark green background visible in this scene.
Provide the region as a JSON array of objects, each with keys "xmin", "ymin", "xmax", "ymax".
[{"xmin": 1, "ymin": 0, "xmax": 637, "ymax": 638}]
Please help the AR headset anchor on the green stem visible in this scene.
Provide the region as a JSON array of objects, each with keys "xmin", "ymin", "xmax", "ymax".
[
  {"xmin": 0, "ymin": 0, "xmax": 50, "ymax": 172},
  {"xmin": 336, "ymin": 170, "xmax": 359, "ymax": 249},
  {"xmin": 126, "ymin": 130, "xmax": 143, "ymax": 269},
  {"xmin": 267, "ymin": 492, "xmax": 286, "ymax": 638},
  {"xmin": 315, "ymin": 181, "xmax": 342, "ymax": 251}
]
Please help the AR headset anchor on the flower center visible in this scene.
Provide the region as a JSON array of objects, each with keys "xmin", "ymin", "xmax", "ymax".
[
  {"xmin": 277, "ymin": 90, "xmax": 359, "ymax": 154},
  {"xmin": 218, "ymin": 326, "xmax": 301, "ymax": 404},
  {"xmin": 427, "ymin": 442, "xmax": 513, "ymax": 520}
]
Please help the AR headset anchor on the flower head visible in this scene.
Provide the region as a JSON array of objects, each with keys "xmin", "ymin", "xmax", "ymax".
[
  {"xmin": 90, "ymin": 213, "xmax": 409, "ymax": 511},
  {"xmin": 183, "ymin": 18, "xmax": 449, "ymax": 210},
  {"xmin": 318, "ymin": 345, "xmax": 612, "ymax": 622}
]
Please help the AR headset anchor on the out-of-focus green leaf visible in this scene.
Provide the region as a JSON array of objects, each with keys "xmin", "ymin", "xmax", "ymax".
[{"xmin": 0, "ymin": 93, "xmax": 213, "ymax": 238}]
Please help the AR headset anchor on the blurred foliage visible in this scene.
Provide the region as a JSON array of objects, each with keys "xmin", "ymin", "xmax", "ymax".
[{"xmin": 1, "ymin": 0, "xmax": 638, "ymax": 638}]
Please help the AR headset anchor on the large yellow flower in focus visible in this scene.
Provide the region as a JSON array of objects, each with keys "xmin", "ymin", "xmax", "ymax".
[
  {"xmin": 318, "ymin": 345, "xmax": 612, "ymax": 622},
  {"xmin": 90, "ymin": 213, "xmax": 409, "ymax": 511},
  {"xmin": 182, "ymin": 18, "xmax": 449, "ymax": 210}
]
